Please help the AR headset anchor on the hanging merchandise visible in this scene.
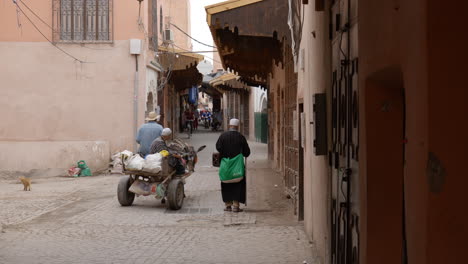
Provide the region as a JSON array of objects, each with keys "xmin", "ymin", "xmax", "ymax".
[{"xmin": 188, "ymin": 86, "xmax": 198, "ymax": 105}]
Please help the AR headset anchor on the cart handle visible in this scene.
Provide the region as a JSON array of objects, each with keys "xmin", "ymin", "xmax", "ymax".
[{"xmin": 160, "ymin": 171, "xmax": 176, "ymax": 185}]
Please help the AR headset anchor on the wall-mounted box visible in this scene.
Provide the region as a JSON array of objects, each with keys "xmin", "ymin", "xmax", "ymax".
[
  {"xmin": 130, "ymin": 39, "xmax": 142, "ymax": 55},
  {"xmin": 313, "ymin": 93, "xmax": 327, "ymax": 155}
]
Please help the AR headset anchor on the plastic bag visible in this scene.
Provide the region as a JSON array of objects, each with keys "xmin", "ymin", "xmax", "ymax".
[
  {"xmin": 128, "ymin": 180, "xmax": 158, "ymax": 196},
  {"xmin": 159, "ymin": 150, "xmax": 170, "ymax": 157},
  {"xmin": 111, "ymin": 156, "xmax": 123, "ymax": 170},
  {"xmin": 119, "ymin": 150, "xmax": 133, "ymax": 158},
  {"xmin": 126, "ymin": 155, "xmax": 145, "ymax": 171},
  {"xmin": 119, "ymin": 150, "xmax": 134, "ymax": 165},
  {"xmin": 219, "ymin": 154, "xmax": 245, "ymax": 183},
  {"xmin": 142, "ymin": 153, "xmax": 163, "ymax": 173},
  {"xmin": 68, "ymin": 167, "xmax": 81, "ymax": 177},
  {"xmin": 77, "ymin": 160, "xmax": 92, "ymax": 176}
]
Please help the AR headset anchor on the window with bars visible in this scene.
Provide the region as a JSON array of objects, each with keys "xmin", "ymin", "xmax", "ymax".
[
  {"xmin": 53, "ymin": 0, "xmax": 113, "ymax": 42},
  {"xmin": 160, "ymin": 6, "xmax": 163, "ymax": 34},
  {"xmin": 149, "ymin": 0, "xmax": 158, "ymax": 50}
]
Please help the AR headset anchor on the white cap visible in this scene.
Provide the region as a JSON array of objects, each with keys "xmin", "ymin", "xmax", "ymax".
[
  {"xmin": 229, "ymin": 118, "xmax": 240, "ymax": 126},
  {"xmin": 161, "ymin": 128, "xmax": 172, "ymax": 136}
]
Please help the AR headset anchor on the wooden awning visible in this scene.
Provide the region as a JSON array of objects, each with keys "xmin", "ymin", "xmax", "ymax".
[
  {"xmin": 158, "ymin": 46, "xmax": 204, "ymax": 71},
  {"xmin": 206, "ymin": 0, "xmax": 289, "ymax": 87},
  {"xmin": 206, "ymin": 0, "xmax": 263, "ymax": 25},
  {"xmin": 209, "ymin": 72, "xmax": 237, "ymax": 86},
  {"xmin": 200, "ymin": 71, "xmax": 224, "ymax": 97},
  {"xmin": 169, "ymin": 64, "xmax": 203, "ymax": 92},
  {"xmin": 210, "ymin": 72, "xmax": 250, "ymax": 92}
]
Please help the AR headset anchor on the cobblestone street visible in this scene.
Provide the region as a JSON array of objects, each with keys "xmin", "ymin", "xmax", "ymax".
[{"xmin": 0, "ymin": 130, "xmax": 316, "ymax": 264}]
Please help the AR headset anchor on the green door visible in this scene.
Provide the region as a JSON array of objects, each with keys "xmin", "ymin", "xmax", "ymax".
[{"xmin": 255, "ymin": 112, "xmax": 268, "ymax": 144}]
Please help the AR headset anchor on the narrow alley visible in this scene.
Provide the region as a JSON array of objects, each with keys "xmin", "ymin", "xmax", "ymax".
[
  {"xmin": 1, "ymin": 0, "xmax": 466, "ymax": 263},
  {"xmin": 0, "ymin": 130, "xmax": 316, "ymax": 264}
]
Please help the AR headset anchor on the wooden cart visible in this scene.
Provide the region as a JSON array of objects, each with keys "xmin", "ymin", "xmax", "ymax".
[
  {"xmin": 117, "ymin": 156, "xmax": 186, "ymax": 210},
  {"xmin": 117, "ymin": 145, "xmax": 205, "ymax": 210}
]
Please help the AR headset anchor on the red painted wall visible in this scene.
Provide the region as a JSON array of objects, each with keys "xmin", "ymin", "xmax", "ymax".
[
  {"xmin": 364, "ymin": 74, "xmax": 404, "ymax": 264},
  {"xmin": 359, "ymin": 0, "xmax": 468, "ymax": 263},
  {"xmin": 426, "ymin": 1, "xmax": 468, "ymax": 263}
]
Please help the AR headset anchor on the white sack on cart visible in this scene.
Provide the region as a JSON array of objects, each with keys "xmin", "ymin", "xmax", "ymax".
[
  {"xmin": 118, "ymin": 150, "xmax": 133, "ymax": 160},
  {"xmin": 125, "ymin": 155, "xmax": 145, "ymax": 171},
  {"xmin": 142, "ymin": 153, "xmax": 163, "ymax": 173},
  {"xmin": 118, "ymin": 150, "xmax": 135, "ymax": 166},
  {"xmin": 121, "ymin": 150, "xmax": 133, "ymax": 157}
]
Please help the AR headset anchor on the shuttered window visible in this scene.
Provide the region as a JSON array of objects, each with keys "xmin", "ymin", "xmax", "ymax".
[
  {"xmin": 149, "ymin": 0, "xmax": 158, "ymax": 50},
  {"xmin": 55, "ymin": 0, "xmax": 113, "ymax": 42}
]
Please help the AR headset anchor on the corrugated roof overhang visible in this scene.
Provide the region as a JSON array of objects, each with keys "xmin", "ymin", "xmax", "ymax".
[{"xmin": 206, "ymin": 0, "xmax": 289, "ymax": 87}]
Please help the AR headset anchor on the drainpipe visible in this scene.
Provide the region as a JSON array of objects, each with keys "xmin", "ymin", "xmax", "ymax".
[
  {"xmin": 134, "ymin": 0, "xmax": 144, "ymax": 153},
  {"xmin": 130, "ymin": 39, "xmax": 142, "ymax": 152},
  {"xmin": 134, "ymin": 54, "xmax": 139, "ymax": 152}
]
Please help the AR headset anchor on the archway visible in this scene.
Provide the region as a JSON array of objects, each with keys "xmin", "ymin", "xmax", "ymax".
[
  {"xmin": 146, "ymin": 92, "xmax": 154, "ymax": 116},
  {"xmin": 260, "ymin": 96, "xmax": 267, "ymax": 112}
]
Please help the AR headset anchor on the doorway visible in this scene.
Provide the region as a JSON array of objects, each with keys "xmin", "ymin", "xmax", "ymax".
[
  {"xmin": 146, "ymin": 92, "xmax": 154, "ymax": 117},
  {"xmin": 364, "ymin": 67, "xmax": 405, "ymax": 264},
  {"xmin": 298, "ymin": 103, "xmax": 305, "ymax": 220}
]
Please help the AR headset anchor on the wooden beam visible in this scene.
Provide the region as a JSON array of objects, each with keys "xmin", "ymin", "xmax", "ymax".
[{"xmin": 206, "ymin": 0, "xmax": 264, "ymax": 25}]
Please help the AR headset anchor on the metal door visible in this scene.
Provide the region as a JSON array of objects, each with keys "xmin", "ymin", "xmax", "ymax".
[
  {"xmin": 329, "ymin": 0, "xmax": 360, "ymax": 263},
  {"xmin": 242, "ymin": 92, "xmax": 250, "ymax": 136},
  {"xmin": 284, "ymin": 48, "xmax": 300, "ymax": 216},
  {"xmin": 255, "ymin": 112, "xmax": 268, "ymax": 143},
  {"xmin": 267, "ymin": 88, "xmax": 274, "ymax": 160}
]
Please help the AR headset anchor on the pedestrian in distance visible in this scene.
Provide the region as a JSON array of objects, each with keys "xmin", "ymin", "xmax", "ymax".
[
  {"xmin": 212, "ymin": 111, "xmax": 222, "ymax": 131},
  {"xmin": 216, "ymin": 118, "xmax": 251, "ymax": 212},
  {"xmin": 206, "ymin": 111, "xmax": 212, "ymax": 127},
  {"xmin": 194, "ymin": 109, "xmax": 199, "ymax": 130},
  {"xmin": 202, "ymin": 111, "xmax": 208, "ymax": 128},
  {"xmin": 136, "ymin": 111, "xmax": 163, "ymax": 157},
  {"xmin": 184, "ymin": 108, "xmax": 195, "ymax": 133}
]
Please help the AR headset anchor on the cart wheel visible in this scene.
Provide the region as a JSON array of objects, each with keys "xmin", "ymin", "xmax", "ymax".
[
  {"xmin": 117, "ymin": 175, "xmax": 135, "ymax": 206},
  {"xmin": 167, "ymin": 179, "xmax": 184, "ymax": 210}
]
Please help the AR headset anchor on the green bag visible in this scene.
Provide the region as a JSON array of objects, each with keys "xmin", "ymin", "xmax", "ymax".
[
  {"xmin": 77, "ymin": 160, "xmax": 92, "ymax": 176},
  {"xmin": 219, "ymin": 154, "xmax": 245, "ymax": 183}
]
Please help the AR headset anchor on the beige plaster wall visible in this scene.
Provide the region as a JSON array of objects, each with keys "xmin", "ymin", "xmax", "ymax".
[
  {"xmin": 297, "ymin": 4, "xmax": 332, "ymax": 263},
  {"xmin": 0, "ymin": 0, "xmax": 144, "ymax": 42},
  {"xmin": 0, "ymin": 0, "xmax": 193, "ymax": 177},
  {"xmin": 0, "ymin": 141, "xmax": 109, "ymax": 175},
  {"xmin": 0, "ymin": 0, "xmax": 52, "ymax": 42},
  {"xmin": 0, "ymin": 40, "xmax": 147, "ymax": 175},
  {"xmin": 157, "ymin": 0, "xmax": 191, "ymax": 51},
  {"xmin": 0, "ymin": 40, "xmax": 147, "ymax": 145}
]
